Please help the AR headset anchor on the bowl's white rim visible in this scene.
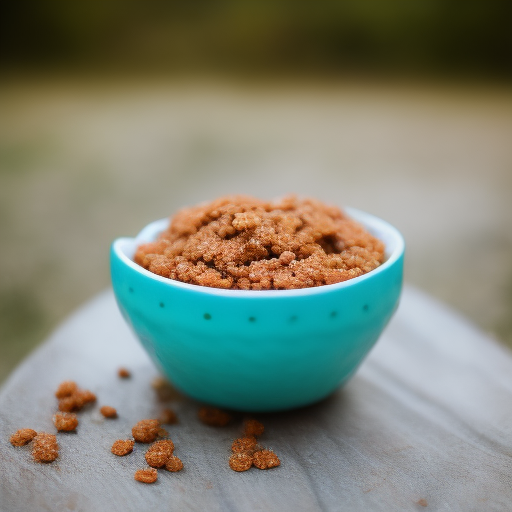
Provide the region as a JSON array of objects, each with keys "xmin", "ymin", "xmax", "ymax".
[{"xmin": 112, "ymin": 207, "xmax": 405, "ymax": 298}]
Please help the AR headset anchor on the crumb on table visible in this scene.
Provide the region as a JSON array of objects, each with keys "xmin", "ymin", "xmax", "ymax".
[
  {"xmin": 198, "ymin": 407, "xmax": 232, "ymax": 427},
  {"xmin": 100, "ymin": 406, "xmax": 117, "ymax": 419},
  {"xmin": 145, "ymin": 439, "xmax": 175, "ymax": 468},
  {"xmin": 231, "ymin": 436, "xmax": 258, "ymax": 454},
  {"xmin": 134, "ymin": 468, "xmax": 158, "ymax": 483},
  {"xmin": 10, "ymin": 428, "xmax": 37, "ymax": 447},
  {"xmin": 55, "ymin": 381, "xmax": 78, "ymax": 399},
  {"xmin": 132, "ymin": 419, "xmax": 161, "ymax": 443},
  {"xmin": 57, "ymin": 384, "xmax": 96, "ymax": 413},
  {"xmin": 253, "ymin": 449, "xmax": 280, "ymax": 470},
  {"xmin": 111, "ymin": 439, "xmax": 134, "ymax": 456},
  {"xmin": 32, "ymin": 433, "xmax": 59, "ymax": 463},
  {"xmin": 53, "ymin": 412, "xmax": 78, "ymax": 431},
  {"xmin": 118, "ymin": 367, "xmax": 131, "ymax": 379},
  {"xmin": 165, "ymin": 455, "xmax": 184, "ymax": 472},
  {"xmin": 229, "ymin": 452, "xmax": 253, "ymax": 472},
  {"xmin": 243, "ymin": 419, "xmax": 264, "ymax": 437}
]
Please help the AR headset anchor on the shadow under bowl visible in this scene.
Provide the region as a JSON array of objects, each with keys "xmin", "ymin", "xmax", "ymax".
[{"xmin": 110, "ymin": 207, "xmax": 404, "ymax": 412}]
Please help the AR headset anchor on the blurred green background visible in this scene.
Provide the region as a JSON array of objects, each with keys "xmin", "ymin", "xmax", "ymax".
[
  {"xmin": 2, "ymin": 2, "xmax": 512, "ymax": 79},
  {"xmin": 1, "ymin": 2, "xmax": 511, "ymax": 384}
]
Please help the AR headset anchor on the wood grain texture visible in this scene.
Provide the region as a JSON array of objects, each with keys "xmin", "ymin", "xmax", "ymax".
[{"xmin": 1, "ymin": 286, "xmax": 511, "ymax": 512}]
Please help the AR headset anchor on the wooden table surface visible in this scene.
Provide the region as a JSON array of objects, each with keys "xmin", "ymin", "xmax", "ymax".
[{"xmin": 1, "ymin": 285, "xmax": 511, "ymax": 512}]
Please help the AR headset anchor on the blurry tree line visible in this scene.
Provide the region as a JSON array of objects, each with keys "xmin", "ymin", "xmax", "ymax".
[{"xmin": 1, "ymin": 1, "xmax": 511, "ymax": 79}]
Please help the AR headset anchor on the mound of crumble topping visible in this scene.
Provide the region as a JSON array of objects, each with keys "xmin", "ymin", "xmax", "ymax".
[{"xmin": 135, "ymin": 195, "xmax": 384, "ymax": 290}]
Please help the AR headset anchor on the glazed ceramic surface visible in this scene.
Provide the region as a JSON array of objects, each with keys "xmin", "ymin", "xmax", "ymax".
[{"xmin": 111, "ymin": 208, "xmax": 404, "ymax": 412}]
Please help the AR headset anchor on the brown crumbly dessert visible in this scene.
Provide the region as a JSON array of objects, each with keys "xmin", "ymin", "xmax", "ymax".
[
  {"xmin": 253, "ymin": 449, "xmax": 280, "ymax": 470},
  {"xmin": 164, "ymin": 455, "xmax": 184, "ymax": 472},
  {"xmin": 32, "ymin": 433, "xmax": 59, "ymax": 463},
  {"xmin": 75, "ymin": 389, "xmax": 97, "ymax": 406},
  {"xmin": 159, "ymin": 408, "xmax": 178, "ymax": 425},
  {"xmin": 229, "ymin": 452, "xmax": 253, "ymax": 472},
  {"xmin": 231, "ymin": 436, "xmax": 258, "ymax": 454},
  {"xmin": 53, "ymin": 412, "xmax": 78, "ymax": 431},
  {"xmin": 55, "ymin": 381, "xmax": 78, "ymax": 399},
  {"xmin": 135, "ymin": 195, "xmax": 385, "ymax": 290},
  {"xmin": 100, "ymin": 406, "xmax": 118, "ymax": 419},
  {"xmin": 10, "ymin": 428, "xmax": 37, "ymax": 446},
  {"xmin": 58, "ymin": 396, "xmax": 78, "ymax": 412},
  {"xmin": 243, "ymin": 419, "xmax": 264, "ymax": 437},
  {"xmin": 132, "ymin": 419, "xmax": 161, "ymax": 443},
  {"xmin": 145, "ymin": 439, "xmax": 175, "ymax": 468},
  {"xmin": 198, "ymin": 407, "xmax": 232, "ymax": 427},
  {"xmin": 134, "ymin": 468, "xmax": 158, "ymax": 484},
  {"xmin": 118, "ymin": 367, "xmax": 131, "ymax": 379},
  {"xmin": 111, "ymin": 439, "xmax": 135, "ymax": 456},
  {"xmin": 57, "ymin": 385, "xmax": 96, "ymax": 413}
]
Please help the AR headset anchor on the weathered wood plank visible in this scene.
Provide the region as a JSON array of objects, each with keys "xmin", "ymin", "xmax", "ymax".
[{"xmin": 1, "ymin": 286, "xmax": 511, "ymax": 512}]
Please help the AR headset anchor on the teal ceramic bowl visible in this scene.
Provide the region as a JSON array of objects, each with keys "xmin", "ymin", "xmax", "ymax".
[{"xmin": 111, "ymin": 207, "xmax": 404, "ymax": 412}]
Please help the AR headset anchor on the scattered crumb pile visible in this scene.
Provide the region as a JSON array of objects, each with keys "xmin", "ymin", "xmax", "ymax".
[
  {"xmin": 9, "ymin": 372, "xmax": 281, "ymax": 482},
  {"xmin": 56, "ymin": 380, "xmax": 97, "ymax": 413},
  {"xmin": 53, "ymin": 412, "xmax": 78, "ymax": 432},
  {"xmin": 9, "ymin": 378, "xmax": 101, "ymax": 462},
  {"xmin": 9, "ymin": 374, "xmax": 123, "ymax": 463},
  {"xmin": 10, "ymin": 429, "xmax": 60, "ymax": 463},
  {"xmin": 112, "ymin": 419, "xmax": 184, "ymax": 483},
  {"xmin": 228, "ymin": 419, "xmax": 280, "ymax": 472},
  {"xmin": 196, "ymin": 410, "xmax": 280, "ymax": 472},
  {"xmin": 108, "ymin": 377, "xmax": 185, "ymax": 484},
  {"xmin": 135, "ymin": 195, "xmax": 385, "ymax": 290}
]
